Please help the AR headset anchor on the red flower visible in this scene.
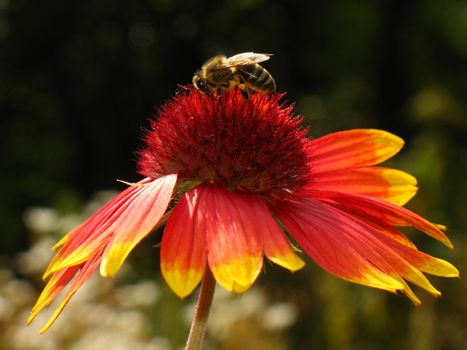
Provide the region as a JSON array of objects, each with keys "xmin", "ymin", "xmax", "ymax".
[{"xmin": 29, "ymin": 88, "xmax": 458, "ymax": 333}]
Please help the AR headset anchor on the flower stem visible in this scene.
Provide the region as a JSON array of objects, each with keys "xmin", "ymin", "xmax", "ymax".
[{"xmin": 185, "ymin": 269, "xmax": 216, "ymax": 350}]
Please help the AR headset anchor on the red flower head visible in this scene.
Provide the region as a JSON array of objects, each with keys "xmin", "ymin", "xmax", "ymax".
[{"xmin": 29, "ymin": 88, "xmax": 458, "ymax": 333}]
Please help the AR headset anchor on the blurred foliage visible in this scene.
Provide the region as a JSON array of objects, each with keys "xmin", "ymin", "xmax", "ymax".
[{"xmin": 0, "ymin": 0, "xmax": 466, "ymax": 349}]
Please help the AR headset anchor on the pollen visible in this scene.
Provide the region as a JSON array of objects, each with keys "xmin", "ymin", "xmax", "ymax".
[{"xmin": 138, "ymin": 88, "xmax": 311, "ymax": 194}]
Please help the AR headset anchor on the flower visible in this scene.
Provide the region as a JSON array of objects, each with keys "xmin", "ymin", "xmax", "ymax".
[{"xmin": 29, "ymin": 88, "xmax": 458, "ymax": 333}]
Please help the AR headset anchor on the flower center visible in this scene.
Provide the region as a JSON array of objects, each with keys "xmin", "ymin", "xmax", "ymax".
[{"xmin": 138, "ymin": 89, "xmax": 311, "ymax": 194}]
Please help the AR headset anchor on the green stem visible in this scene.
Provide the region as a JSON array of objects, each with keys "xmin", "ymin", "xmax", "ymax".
[{"xmin": 185, "ymin": 269, "xmax": 216, "ymax": 350}]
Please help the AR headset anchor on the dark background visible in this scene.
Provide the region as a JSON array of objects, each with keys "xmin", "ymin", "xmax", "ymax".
[{"xmin": 1, "ymin": 0, "xmax": 466, "ymax": 349}]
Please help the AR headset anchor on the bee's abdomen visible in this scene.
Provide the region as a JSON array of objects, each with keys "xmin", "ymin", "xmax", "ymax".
[{"xmin": 239, "ymin": 64, "xmax": 276, "ymax": 92}]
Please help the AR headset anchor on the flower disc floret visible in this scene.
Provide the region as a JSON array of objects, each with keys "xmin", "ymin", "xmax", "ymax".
[{"xmin": 138, "ymin": 89, "xmax": 311, "ymax": 194}]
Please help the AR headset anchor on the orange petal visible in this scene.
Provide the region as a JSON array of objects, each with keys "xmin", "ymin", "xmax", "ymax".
[
  {"xmin": 303, "ymin": 166, "xmax": 418, "ymax": 206},
  {"xmin": 309, "ymin": 129, "xmax": 404, "ymax": 173},
  {"xmin": 100, "ymin": 174, "xmax": 177, "ymax": 277},
  {"xmin": 161, "ymin": 190, "xmax": 207, "ymax": 298}
]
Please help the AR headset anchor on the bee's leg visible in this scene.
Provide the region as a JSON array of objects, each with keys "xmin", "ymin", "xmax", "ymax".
[
  {"xmin": 240, "ymin": 88, "xmax": 249, "ymax": 99},
  {"xmin": 236, "ymin": 80, "xmax": 250, "ymax": 99}
]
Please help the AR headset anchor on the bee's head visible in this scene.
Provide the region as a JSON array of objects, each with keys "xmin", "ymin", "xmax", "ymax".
[{"xmin": 192, "ymin": 71, "xmax": 211, "ymax": 94}]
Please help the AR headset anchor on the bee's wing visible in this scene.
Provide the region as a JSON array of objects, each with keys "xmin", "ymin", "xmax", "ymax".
[{"xmin": 219, "ymin": 52, "xmax": 272, "ymax": 68}]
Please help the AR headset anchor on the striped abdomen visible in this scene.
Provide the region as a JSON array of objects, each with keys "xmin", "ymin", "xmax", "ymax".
[{"xmin": 237, "ymin": 64, "xmax": 276, "ymax": 92}]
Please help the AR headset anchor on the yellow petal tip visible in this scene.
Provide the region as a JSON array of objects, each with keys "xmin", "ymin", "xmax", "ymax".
[
  {"xmin": 100, "ymin": 243, "xmax": 133, "ymax": 277},
  {"xmin": 269, "ymin": 253, "xmax": 306, "ymax": 272},
  {"xmin": 99, "ymin": 257, "xmax": 116, "ymax": 277},
  {"xmin": 162, "ymin": 266, "xmax": 204, "ymax": 299},
  {"xmin": 231, "ymin": 280, "xmax": 252, "ymax": 293}
]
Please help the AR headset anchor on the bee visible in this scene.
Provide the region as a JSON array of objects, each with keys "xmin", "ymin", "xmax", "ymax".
[{"xmin": 192, "ymin": 52, "xmax": 276, "ymax": 95}]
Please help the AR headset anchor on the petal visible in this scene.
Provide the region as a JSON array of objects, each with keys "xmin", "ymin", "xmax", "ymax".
[
  {"xmin": 100, "ymin": 174, "xmax": 177, "ymax": 276},
  {"xmin": 303, "ymin": 166, "xmax": 418, "ymax": 206},
  {"xmin": 161, "ymin": 186, "xmax": 305, "ymax": 297},
  {"xmin": 38, "ymin": 251, "xmax": 103, "ymax": 333},
  {"xmin": 28, "ymin": 266, "xmax": 80, "ymax": 324},
  {"xmin": 309, "ymin": 129, "xmax": 404, "ymax": 173},
  {"xmin": 161, "ymin": 190, "xmax": 207, "ymax": 298},
  {"xmin": 29, "ymin": 176, "xmax": 177, "ymax": 332},
  {"xmin": 249, "ymin": 197, "xmax": 305, "ymax": 272},
  {"xmin": 276, "ymin": 198, "xmax": 406, "ymax": 293},
  {"xmin": 197, "ymin": 186, "xmax": 264, "ymax": 293},
  {"xmin": 43, "ymin": 178, "xmax": 153, "ymax": 278},
  {"xmin": 311, "ymin": 191, "xmax": 453, "ymax": 248},
  {"xmin": 349, "ymin": 214, "xmax": 418, "ymax": 249},
  {"xmin": 275, "ymin": 196, "xmax": 457, "ymax": 303},
  {"xmin": 373, "ymin": 229, "xmax": 459, "ymax": 278}
]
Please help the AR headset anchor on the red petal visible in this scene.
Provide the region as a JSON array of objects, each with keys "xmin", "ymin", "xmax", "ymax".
[
  {"xmin": 276, "ymin": 196, "xmax": 458, "ymax": 303},
  {"xmin": 167, "ymin": 186, "xmax": 265, "ymax": 293},
  {"xmin": 43, "ymin": 180, "xmax": 147, "ymax": 278},
  {"xmin": 161, "ymin": 189, "xmax": 207, "ymax": 298},
  {"xmin": 310, "ymin": 191, "xmax": 452, "ymax": 248},
  {"xmin": 100, "ymin": 174, "xmax": 177, "ymax": 276},
  {"xmin": 161, "ymin": 185, "xmax": 304, "ymax": 297},
  {"xmin": 247, "ymin": 196, "xmax": 305, "ymax": 272},
  {"xmin": 201, "ymin": 186, "xmax": 264, "ymax": 293},
  {"xmin": 28, "ymin": 266, "xmax": 80, "ymax": 324},
  {"xmin": 38, "ymin": 251, "xmax": 103, "ymax": 333},
  {"xmin": 347, "ymin": 213, "xmax": 417, "ymax": 249},
  {"xmin": 276, "ymin": 198, "xmax": 406, "ymax": 293}
]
